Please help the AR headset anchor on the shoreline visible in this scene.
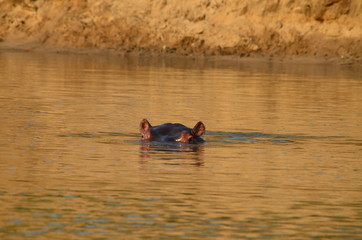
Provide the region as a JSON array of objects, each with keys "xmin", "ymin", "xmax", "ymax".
[
  {"xmin": 1, "ymin": 40, "xmax": 359, "ymax": 68},
  {"xmin": 1, "ymin": 0, "xmax": 361, "ymax": 66}
]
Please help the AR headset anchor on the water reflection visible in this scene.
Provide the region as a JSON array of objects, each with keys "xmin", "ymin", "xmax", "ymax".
[{"xmin": 139, "ymin": 141, "xmax": 204, "ymax": 166}]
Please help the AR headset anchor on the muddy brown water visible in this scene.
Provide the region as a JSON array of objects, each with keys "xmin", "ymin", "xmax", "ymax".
[{"xmin": 0, "ymin": 51, "xmax": 361, "ymax": 239}]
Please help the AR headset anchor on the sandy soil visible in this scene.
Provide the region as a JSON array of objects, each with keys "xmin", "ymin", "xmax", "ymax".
[{"xmin": 0, "ymin": 0, "xmax": 361, "ymax": 65}]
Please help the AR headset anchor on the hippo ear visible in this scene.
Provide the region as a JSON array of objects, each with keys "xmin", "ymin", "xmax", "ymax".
[
  {"xmin": 192, "ymin": 121, "xmax": 205, "ymax": 136},
  {"xmin": 139, "ymin": 119, "xmax": 152, "ymax": 133}
]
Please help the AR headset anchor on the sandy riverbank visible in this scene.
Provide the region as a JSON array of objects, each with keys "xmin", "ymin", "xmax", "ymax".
[{"xmin": 1, "ymin": 0, "xmax": 361, "ymax": 65}]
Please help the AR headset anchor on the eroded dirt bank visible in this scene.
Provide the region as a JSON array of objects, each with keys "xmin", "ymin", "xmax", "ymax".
[{"xmin": 1, "ymin": 0, "xmax": 361, "ymax": 64}]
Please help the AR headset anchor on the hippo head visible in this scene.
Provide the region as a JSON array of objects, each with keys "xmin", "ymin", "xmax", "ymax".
[{"xmin": 139, "ymin": 119, "xmax": 205, "ymax": 144}]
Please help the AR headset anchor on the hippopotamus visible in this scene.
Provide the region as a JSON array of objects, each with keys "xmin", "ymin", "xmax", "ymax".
[{"xmin": 139, "ymin": 119, "xmax": 206, "ymax": 144}]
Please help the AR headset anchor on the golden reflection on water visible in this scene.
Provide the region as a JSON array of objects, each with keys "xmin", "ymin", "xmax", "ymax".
[{"xmin": 0, "ymin": 51, "xmax": 361, "ymax": 239}]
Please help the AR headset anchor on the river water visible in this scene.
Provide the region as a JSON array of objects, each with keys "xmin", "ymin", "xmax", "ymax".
[{"xmin": 0, "ymin": 51, "xmax": 361, "ymax": 239}]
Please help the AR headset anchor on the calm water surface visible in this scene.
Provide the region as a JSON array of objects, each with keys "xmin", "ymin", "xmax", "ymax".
[{"xmin": 0, "ymin": 51, "xmax": 361, "ymax": 239}]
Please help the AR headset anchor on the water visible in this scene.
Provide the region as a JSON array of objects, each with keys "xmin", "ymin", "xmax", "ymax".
[{"xmin": 0, "ymin": 51, "xmax": 361, "ymax": 239}]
